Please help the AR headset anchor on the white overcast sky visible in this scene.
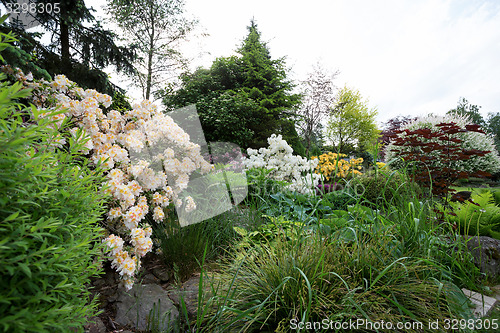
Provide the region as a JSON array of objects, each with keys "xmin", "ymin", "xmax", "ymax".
[{"xmin": 75, "ymin": 0, "xmax": 500, "ymax": 125}]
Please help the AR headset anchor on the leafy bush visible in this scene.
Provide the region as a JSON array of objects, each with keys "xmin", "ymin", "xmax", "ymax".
[
  {"xmin": 386, "ymin": 118, "xmax": 496, "ymax": 201},
  {"xmin": 386, "ymin": 113, "xmax": 500, "ymax": 175},
  {"xmin": 0, "ymin": 74, "xmax": 109, "ymax": 332},
  {"xmin": 322, "ymin": 190, "xmax": 357, "ymax": 211},
  {"xmin": 352, "ymin": 170, "xmax": 418, "ymax": 208}
]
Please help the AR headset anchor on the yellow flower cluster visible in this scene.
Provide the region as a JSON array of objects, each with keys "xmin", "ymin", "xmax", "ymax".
[
  {"xmin": 376, "ymin": 162, "xmax": 386, "ymax": 169},
  {"xmin": 311, "ymin": 152, "xmax": 363, "ymax": 180}
]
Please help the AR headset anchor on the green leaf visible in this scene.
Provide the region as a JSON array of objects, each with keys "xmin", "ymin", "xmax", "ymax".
[
  {"xmin": 3, "ymin": 211, "xmax": 20, "ymax": 222},
  {"xmin": 18, "ymin": 263, "xmax": 32, "ymax": 278}
]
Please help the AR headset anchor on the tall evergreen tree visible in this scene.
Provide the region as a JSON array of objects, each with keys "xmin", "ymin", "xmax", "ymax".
[
  {"xmin": 447, "ymin": 97, "xmax": 486, "ymax": 129},
  {"xmin": 1, "ymin": 0, "xmax": 135, "ymax": 96},
  {"xmin": 237, "ymin": 20, "xmax": 301, "ymax": 149},
  {"xmin": 164, "ymin": 20, "xmax": 302, "ymax": 151}
]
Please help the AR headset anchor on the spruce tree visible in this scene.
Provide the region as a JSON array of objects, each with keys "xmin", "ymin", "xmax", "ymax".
[
  {"xmin": 164, "ymin": 20, "xmax": 302, "ymax": 152},
  {"xmin": 1, "ymin": 0, "xmax": 135, "ymax": 97}
]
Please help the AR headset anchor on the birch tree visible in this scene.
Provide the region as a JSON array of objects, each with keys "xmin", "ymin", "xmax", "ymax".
[
  {"xmin": 297, "ymin": 63, "xmax": 338, "ymax": 155},
  {"xmin": 106, "ymin": 0, "xmax": 196, "ymax": 100}
]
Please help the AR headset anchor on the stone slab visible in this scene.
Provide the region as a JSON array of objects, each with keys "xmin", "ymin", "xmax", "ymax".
[
  {"xmin": 462, "ymin": 288, "xmax": 498, "ymax": 317},
  {"xmin": 115, "ymin": 284, "xmax": 179, "ymax": 331}
]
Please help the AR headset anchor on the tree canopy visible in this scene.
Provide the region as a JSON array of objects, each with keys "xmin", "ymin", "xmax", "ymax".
[
  {"xmin": 297, "ymin": 63, "xmax": 338, "ymax": 156},
  {"xmin": 326, "ymin": 86, "xmax": 379, "ymax": 154},
  {"xmin": 0, "ymin": 0, "xmax": 135, "ymax": 98},
  {"xmin": 447, "ymin": 97, "xmax": 485, "ymax": 129},
  {"xmin": 106, "ymin": 0, "xmax": 196, "ymax": 100},
  {"xmin": 164, "ymin": 20, "xmax": 303, "ymax": 152}
]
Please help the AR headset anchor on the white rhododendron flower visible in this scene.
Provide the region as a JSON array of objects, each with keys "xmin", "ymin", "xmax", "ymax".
[
  {"xmin": 185, "ymin": 196, "xmax": 196, "ymax": 213},
  {"xmin": 15, "ymin": 70, "xmax": 217, "ymax": 290},
  {"xmin": 242, "ymin": 134, "xmax": 320, "ymax": 194}
]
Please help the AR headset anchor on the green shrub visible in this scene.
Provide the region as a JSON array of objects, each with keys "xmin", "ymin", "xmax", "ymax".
[
  {"xmin": 322, "ymin": 190, "xmax": 357, "ymax": 211},
  {"xmin": 0, "ymin": 74, "xmax": 109, "ymax": 332},
  {"xmin": 352, "ymin": 170, "xmax": 418, "ymax": 208}
]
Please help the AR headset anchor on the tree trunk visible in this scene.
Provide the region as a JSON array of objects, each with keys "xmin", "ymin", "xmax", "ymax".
[
  {"xmin": 145, "ymin": 5, "xmax": 154, "ymax": 100},
  {"xmin": 60, "ymin": 4, "xmax": 71, "ymax": 70}
]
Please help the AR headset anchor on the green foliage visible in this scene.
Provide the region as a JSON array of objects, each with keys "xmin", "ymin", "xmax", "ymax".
[
  {"xmin": 152, "ymin": 208, "xmax": 240, "ymax": 281},
  {"xmin": 326, "ymin": 86, "xmax": 380, "ymax": 153},
  {"xmin": 0, "ymin": 24, "xmax": 50, "ymax": 80},
  {"xmin": 109, "ymin": 90, "xmax": 132, "ymax": 112},
  {"xmin": 493, "ymin": 189, "xmax": 500, "ymax": 206},
  {"xmin": 0, "ymin": 74, "xmax": 109, "ymax": 332},
  {"xmin": 352, "ymin": 170, "xmax": 418, "ymax": 208},
  {"xmin": 447, "ymin": 97, "xmax": 485, "ymax": 128},
  {"xmin": 243, "ymin": 167, "xmax": 289, "ymax": 208},
  {"xmin": 164, "ymin": 20, "xmax": 301, "ymax": 150},
  {"xmin": 446, "ymin": 191, "xmax": 500, "ymax": 239},
  {"xmin": 486, "ymin": 111, "xmax": 500, "ymax": 153},
  {"xmin": 322, "ymin": 190, "xmax": 357, "ymax": 211},
  {"xmin": 233, "ymin": 216, "xmax": 304, "ymax": 247},
  {"xmin": 204, "ymin": 233, "xmax": 469, "ymax": 332},
  {"xmin": 0, "ymin": 24, "xmax": 130, "ymax": 98},
  {"xmin": 188, "ymin": 90, "xmax": 257, "ymax": 148}
]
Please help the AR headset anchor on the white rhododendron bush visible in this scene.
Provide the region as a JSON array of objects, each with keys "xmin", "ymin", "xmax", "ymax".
[
  {"xmin": 385, "ymin": 113, "xmax": 500, "ymax": 174},
  {"xmin": 242, "ymin": 134, "xmax": 320, "ymax": 194},
  {"xmin": 11, "ymin": 67, "xmax": 213, "ymax": 289}
]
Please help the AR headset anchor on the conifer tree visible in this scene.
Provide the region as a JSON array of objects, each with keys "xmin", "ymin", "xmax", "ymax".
[
  {"xmin": 1, "ymin": 0, "xmax": 136, "ymax": 95},
  {"xmin": 165, "ymin": 20, "xmax": 302, "ymax": 151}
]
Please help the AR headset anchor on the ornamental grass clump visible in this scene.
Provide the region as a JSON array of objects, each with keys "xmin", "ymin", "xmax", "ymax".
[
  {"xmin": 0, "ymin": 72, "xmax": 109, "ymax": 332},
  {"xmin": 203, "ymin": 232, "xmax": 468, "ymax": 332}
]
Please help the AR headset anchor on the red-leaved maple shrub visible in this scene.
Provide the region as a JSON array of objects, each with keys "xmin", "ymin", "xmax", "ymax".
[{"xmin": 389, "ymin": 122, "xmax": 491, "ymax": 204}]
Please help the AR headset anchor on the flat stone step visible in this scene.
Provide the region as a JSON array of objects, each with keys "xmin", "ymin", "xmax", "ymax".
[{"xmin": 462, "ymin": 288, "xmax": 498, "ymax": 317}]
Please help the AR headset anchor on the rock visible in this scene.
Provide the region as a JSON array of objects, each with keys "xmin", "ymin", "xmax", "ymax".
[
  {"xmin": 167, "ymin": 273, "xmax": 216, "ymax": 319},
  {"xmin": 84, "ymin": 317, "xmax": 106, "ymax": 333},
  {"xmin": 115, "ymin": 284, "xmax": 179, "ymax": 331},
  {"xmin": 152, "ymin": 266, "xmax": 170, "ymax": 282},
  {"xmin": 462, "ymin": 288, "xmax": 498, "ymax": 317},
  {"xmin": 466, "ymin": 236, "xmax": 500, "ymax": 278},
  {"xmin": 139, "ymin": 273, "xmax": 160, "ymax": 284}
]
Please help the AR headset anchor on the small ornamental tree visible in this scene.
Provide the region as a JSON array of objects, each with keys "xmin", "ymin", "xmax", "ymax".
[
  {"xmin": 388, "ymin": 122, "xmax": 492, "ymax": 202},
  {"xmin": 386, "ymin": 114, "xmax": 500, "ymax": 174}
]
